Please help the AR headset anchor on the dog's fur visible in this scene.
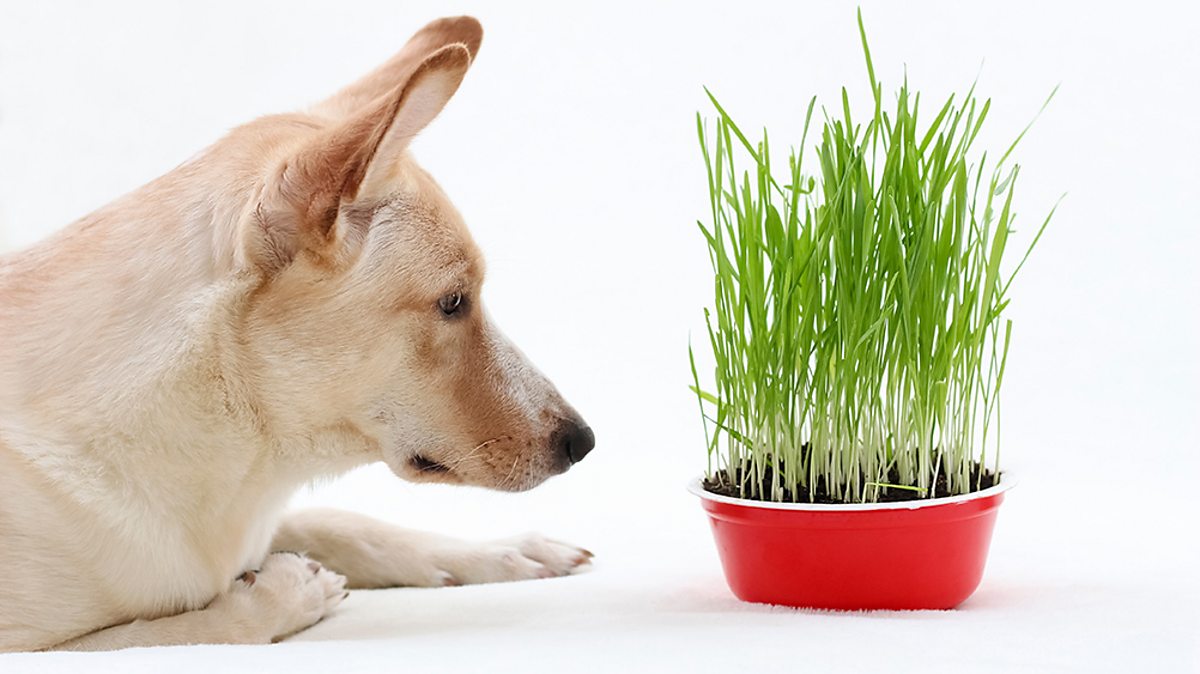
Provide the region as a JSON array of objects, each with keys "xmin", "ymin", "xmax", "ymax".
[{"xmin": 0, "ymin": 16, "xmax": 594, "ymax": 652}]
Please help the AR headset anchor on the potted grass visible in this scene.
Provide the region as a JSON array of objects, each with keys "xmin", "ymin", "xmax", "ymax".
[{"xmin": 688, "ymin": 12, "xmax": 1056, "ymax": 610}]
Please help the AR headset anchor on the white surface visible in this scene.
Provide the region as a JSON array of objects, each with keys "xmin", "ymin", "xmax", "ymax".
[{"xmin": 1, "ymin": 1, "xmax": 1197, "ymax": 672}]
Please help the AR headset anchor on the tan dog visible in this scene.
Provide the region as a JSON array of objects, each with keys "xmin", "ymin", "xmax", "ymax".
[{"xmin": 0, "ymin": 16, "xmax": 595, "ymax": 652}]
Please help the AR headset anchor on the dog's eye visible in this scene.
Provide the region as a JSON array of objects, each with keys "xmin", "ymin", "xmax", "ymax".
[{"xmin": 438, "ymin": 291, "xmax": 463, "ymax": 316}]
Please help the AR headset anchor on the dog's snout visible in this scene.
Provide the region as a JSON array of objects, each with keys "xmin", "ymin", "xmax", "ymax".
[{"xmin": 556, "ymin": 420, "xmax": 595, "ymax": 465}]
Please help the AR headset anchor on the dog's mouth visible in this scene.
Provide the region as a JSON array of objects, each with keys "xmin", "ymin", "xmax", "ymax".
[
  {"xmin": 389, "ymin": 450, "xmax": 465, "ymax": 486},
  {"xmin": 409, "ymin": 454, "xmax": 451, "ymax": 475}
]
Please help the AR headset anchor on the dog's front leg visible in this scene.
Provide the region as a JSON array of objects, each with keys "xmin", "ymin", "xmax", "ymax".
[
  {"xmin": 54, "ymin": 553, "xmax": 346, "ymax": 651},
  {"xmin": 273, "ymin": 509, "xmax": 593, "ymax": 588}
]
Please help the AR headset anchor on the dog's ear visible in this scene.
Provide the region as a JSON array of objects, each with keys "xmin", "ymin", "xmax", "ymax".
[
  {"xmin": 250, "ymin": 43, "xmax": 472, "ymax": 272},
  {"xmin": 313, "ymin": 16, "xmax": 482, "ymax": 120}
]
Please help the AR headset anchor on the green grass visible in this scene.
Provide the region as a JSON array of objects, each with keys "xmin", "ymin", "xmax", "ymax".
[{"xmin": 691, "ymin": 10, "xmax": 1057, "ymax": 504}]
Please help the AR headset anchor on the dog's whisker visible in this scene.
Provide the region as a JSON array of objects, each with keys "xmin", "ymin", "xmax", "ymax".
[
  {"xmin": 440, "ymin": 435, "xmax": 510, "ymax": 472},
  {"xmin": 502, "ymin": 453, "xmax": 522, "ymax": 490}
]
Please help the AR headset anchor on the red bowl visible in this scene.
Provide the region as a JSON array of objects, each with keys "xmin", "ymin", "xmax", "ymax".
[{"xmin": 690, "ymin": 475, "xmax": 1013, "ymax": 610}]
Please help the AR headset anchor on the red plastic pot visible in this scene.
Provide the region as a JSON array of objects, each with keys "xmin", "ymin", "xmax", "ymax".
[{"xmin": 690, "ymin": 474, "xmax": 1013, "ymax": 610}]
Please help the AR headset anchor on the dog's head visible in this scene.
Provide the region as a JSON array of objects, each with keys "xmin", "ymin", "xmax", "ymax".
[{"xmin": 226, "ymin": 17, "xmax": 592, "ymax": 491}]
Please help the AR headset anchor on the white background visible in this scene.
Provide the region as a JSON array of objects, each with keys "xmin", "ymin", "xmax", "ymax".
[{"xmin": 1, "ymin": 1, "xmax": 1197, "ymax": 672}]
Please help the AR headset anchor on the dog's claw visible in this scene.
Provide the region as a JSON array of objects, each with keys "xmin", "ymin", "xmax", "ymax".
[{"xmin": 237, "ymin": 570, "xmax": 257, "ymax": 586}]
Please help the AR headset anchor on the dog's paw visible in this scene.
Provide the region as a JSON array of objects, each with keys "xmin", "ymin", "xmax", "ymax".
[
  {"xmin": 217, "ymin": 552, "xmax": 347, "ymax": 641},
  {"xmin": 425, "ymin": 533, "xmax": 593, "ymax": 586},
  {"xmin": 497, "ymin": 533, "xmax": 595, "ymax": 577}
]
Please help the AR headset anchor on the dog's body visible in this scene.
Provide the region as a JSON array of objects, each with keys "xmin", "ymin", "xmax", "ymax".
[{"xmin": 0, "ymin": 16, "xmax": 593, "ymax": 652}]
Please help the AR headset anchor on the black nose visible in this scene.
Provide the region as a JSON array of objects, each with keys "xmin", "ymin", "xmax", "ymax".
[{"xmin": 557, "ymin": 420, "xmax": 595, "ymax": 464}]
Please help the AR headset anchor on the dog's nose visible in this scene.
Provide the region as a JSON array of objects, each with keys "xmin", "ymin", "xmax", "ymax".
[{"xmin": 558, "ymin": 420, "xmax": 595, "ymax": 464}]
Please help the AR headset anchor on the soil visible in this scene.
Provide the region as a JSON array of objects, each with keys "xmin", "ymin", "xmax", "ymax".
[{"xmin": 703, "ymin": 457, "xmax": 998, "ymax": 505}]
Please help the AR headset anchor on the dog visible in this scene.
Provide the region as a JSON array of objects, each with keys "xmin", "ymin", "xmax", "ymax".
[{"xmin": 0, "ymin": 15, "xmax": 595, "ymax": 652}]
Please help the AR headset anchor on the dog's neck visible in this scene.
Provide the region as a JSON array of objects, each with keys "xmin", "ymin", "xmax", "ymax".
[{"xmin": 0, "ymin": 161, "xmax": 364, "ymax": 541}]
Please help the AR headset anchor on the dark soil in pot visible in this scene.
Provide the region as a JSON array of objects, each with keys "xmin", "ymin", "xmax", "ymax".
[{"xmin": 703, "ymin": 458, "xmax": 998, "ymax": 505}]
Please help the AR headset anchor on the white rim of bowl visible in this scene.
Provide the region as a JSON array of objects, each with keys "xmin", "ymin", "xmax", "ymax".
[{"xmin": 687, "ymin": 471, "xmax": 1016, "ymax": 512}]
